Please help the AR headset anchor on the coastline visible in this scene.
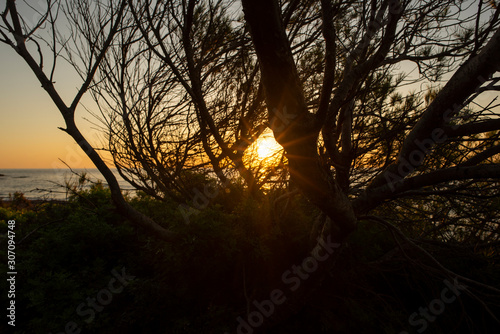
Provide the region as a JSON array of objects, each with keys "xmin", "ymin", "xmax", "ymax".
[{"xmin": 0, "ymin": 168, "xmax": 131, "ymax": 201}]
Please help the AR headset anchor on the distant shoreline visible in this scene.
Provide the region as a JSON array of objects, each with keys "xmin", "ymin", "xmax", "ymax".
[{"xmin": 0, "ymin": 168, "xmax": 132, "ymax": 201}]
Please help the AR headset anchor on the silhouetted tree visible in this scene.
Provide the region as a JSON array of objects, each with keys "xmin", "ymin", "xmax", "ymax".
[
  {"xmin": 241, "ymin": 0, "xmax": 500, "ymax": 243},
  {"xmin": 0, "ymin": 0, "xmax": 177, "ymax": 241},
  {"xmin": 2, "ymin": 0, "xmax": 500, "ymax": 330}
]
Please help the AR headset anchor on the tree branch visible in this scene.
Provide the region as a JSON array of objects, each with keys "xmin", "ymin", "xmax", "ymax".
[
  {"xmin": 355, "ymin": 164, "xmax": 500, "ymax": 214},
  {"xmin": 368, "ymin": 25, "xmax": 500, "ymax": 190}
]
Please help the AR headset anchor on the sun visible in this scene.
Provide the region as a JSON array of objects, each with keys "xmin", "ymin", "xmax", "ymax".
[
  {"xmin": 242, "ymin": 129, "xmax": 284, "ymax": 170},
  {"xmin": 255, "ymin": 134, "xmax": 282, "ymax": 160}
]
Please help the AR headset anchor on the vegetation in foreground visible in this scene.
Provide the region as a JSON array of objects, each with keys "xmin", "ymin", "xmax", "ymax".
[{"xmin": 1, "ymin": 179, "xmax": 499, "ymax": 334}]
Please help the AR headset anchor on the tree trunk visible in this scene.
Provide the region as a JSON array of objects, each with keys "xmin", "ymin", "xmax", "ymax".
[{"xmin": 241, "ymin": 0, "xmax": 357, "ymax": 242}]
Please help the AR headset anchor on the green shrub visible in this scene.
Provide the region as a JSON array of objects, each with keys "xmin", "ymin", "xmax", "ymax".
[{"xmin": 1, "ymin": 179, "xmax": 498, "ymax": 334}]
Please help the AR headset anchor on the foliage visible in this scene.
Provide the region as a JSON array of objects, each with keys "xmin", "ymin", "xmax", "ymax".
[{"xmin": 1, "ymin": 182, "xmax": 499, "ymax": 333}]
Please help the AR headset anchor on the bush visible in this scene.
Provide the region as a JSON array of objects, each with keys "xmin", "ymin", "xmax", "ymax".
[
  {"xmin": 9, "ymin": 191, "xmax": 31, "ymax": 209},
  {"xmin": 1, "ymin": 180, "xmax": 498, "ymax": 334}
]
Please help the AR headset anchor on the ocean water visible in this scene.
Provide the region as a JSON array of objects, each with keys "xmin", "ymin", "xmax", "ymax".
[{"xmin": 0, "ymin": 169, "xmax": 132, "ymax": 200}]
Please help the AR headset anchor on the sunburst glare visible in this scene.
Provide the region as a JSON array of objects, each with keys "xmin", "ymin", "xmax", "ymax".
[
  {"xmin": 244, "ymin": 129, "xmax": 284, "ymax": 170},
  {"xmin": 256, "ymin": 135, "xmax": 282, "ymax": 160}
]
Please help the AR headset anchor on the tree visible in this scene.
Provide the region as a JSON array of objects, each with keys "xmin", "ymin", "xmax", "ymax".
[
  {"xmin": 93, "ymin": 0, "xmax": 329, "ymax": 199},
  {"xmin": 91, "ymin": 0, "xmax": 269, "ymax": 200},
  {"xmin": 2, "ymin": 0, "xmax": 500, "ymax": 330},
  {"xmin": 0, "ymin": 0, "xmax": 176, "ymax": 241},
  {"xmin": 241, "ymin": 0, "xmax": 500, "ymax": 241},
  {"xmin": 240, "ymin": 0, "xmax": 500, "ymax": 328}
]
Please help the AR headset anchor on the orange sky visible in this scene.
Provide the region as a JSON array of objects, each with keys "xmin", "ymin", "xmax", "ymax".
[
  {"xmin": 2, "ymin": 44, "xmax": 499, "ymax": 170},
  {"xmin": 2, "ymin": 10, "xmax": 499, "ymax": 170},
  {"xmin": 0, "ymin": 43, "xmax": 100, "ymax": 169}
]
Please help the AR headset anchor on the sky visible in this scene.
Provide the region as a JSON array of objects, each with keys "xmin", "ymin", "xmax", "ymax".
[
  {"xmin": 0, "ymin": 0, "xmax": 105, "ymax": 169},
  {"xmin": 1, "ymin": 1, "xmax": 498, "ymax": 169},
  {"xmin": 0, "ymin": 44, "xmax": 99, "ymax": 169}
]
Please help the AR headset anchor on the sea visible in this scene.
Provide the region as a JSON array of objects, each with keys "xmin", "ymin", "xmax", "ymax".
[{"xmin": 0, "ymin": 168, "xmax": 133, "ymax": 201}]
